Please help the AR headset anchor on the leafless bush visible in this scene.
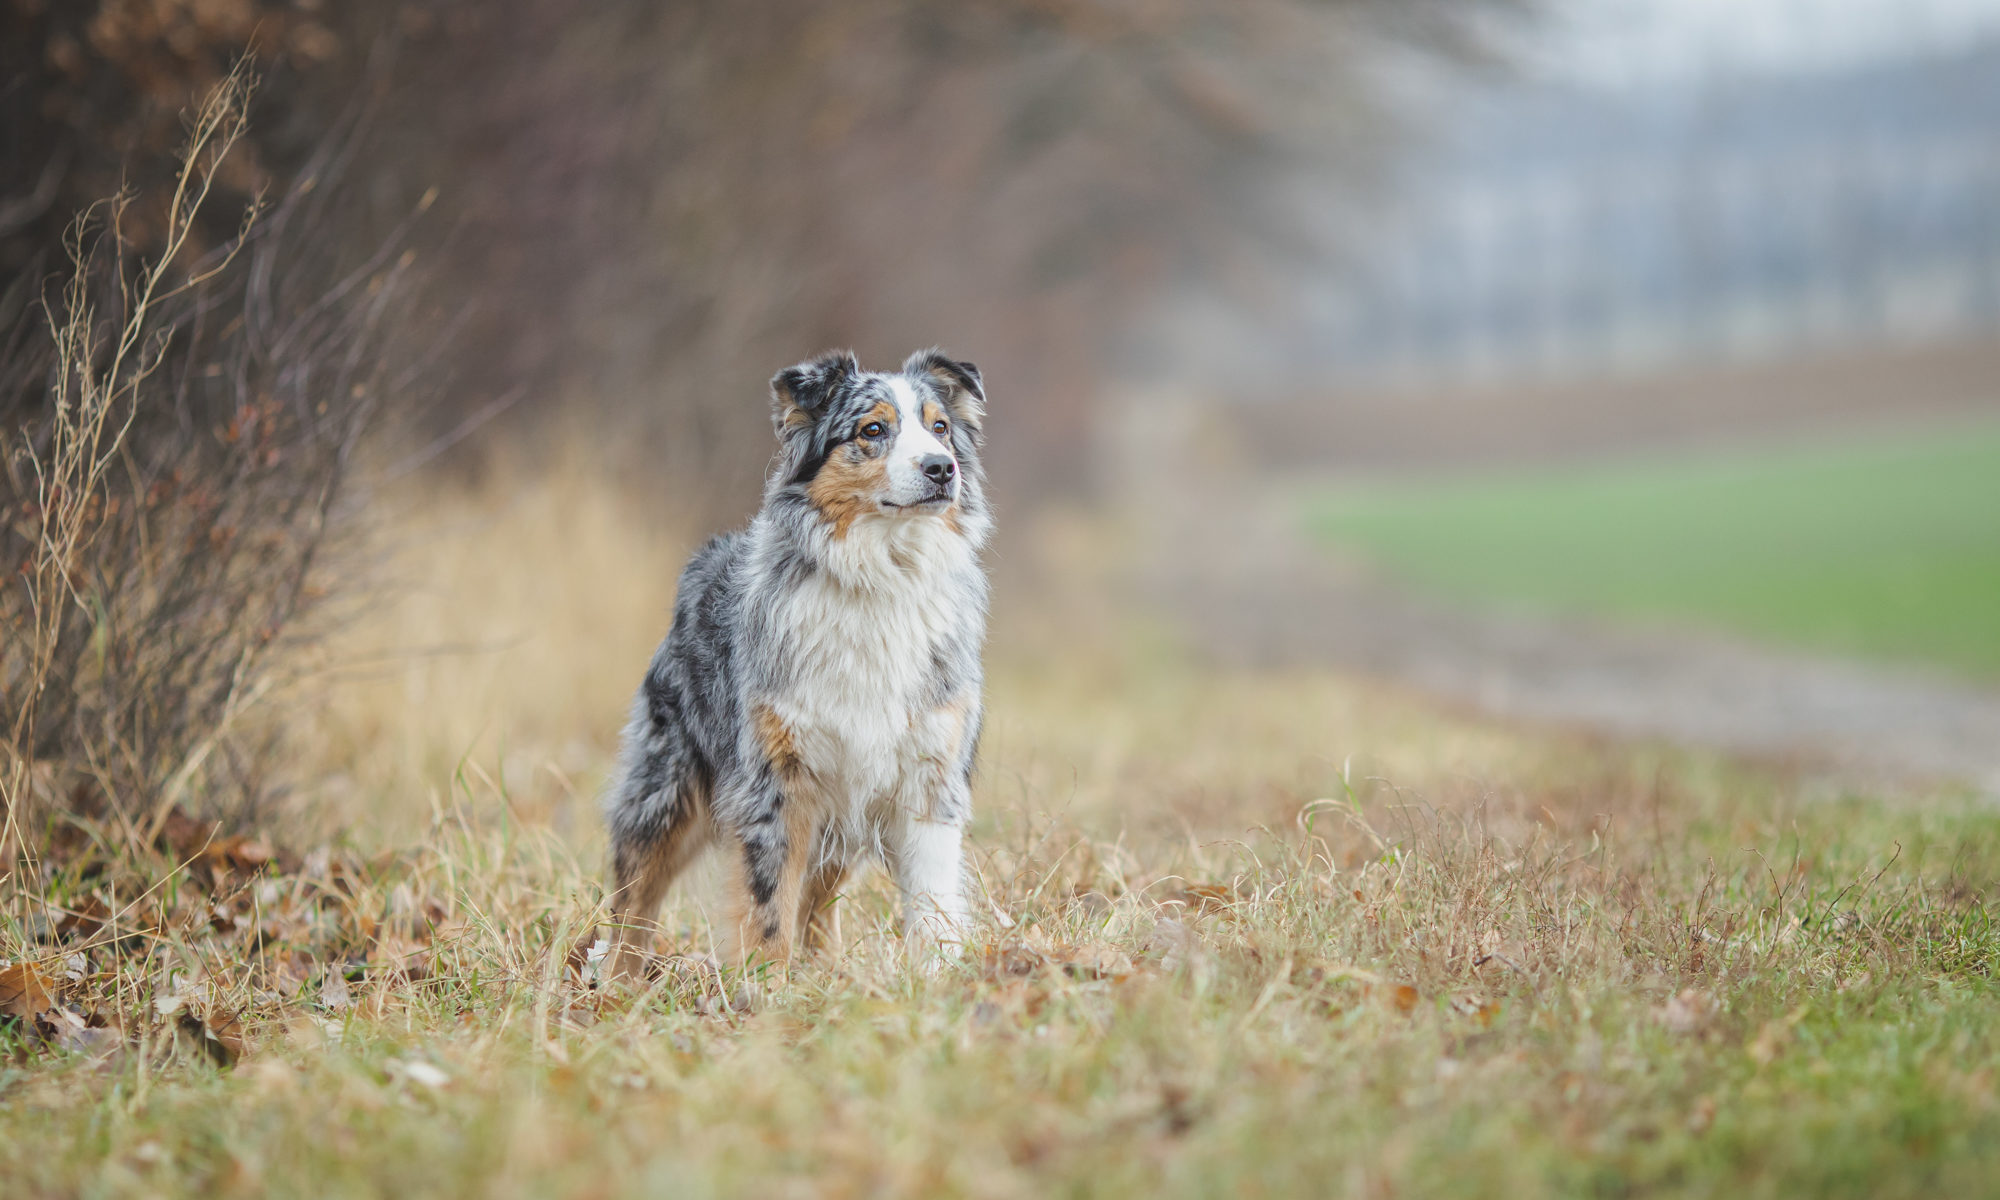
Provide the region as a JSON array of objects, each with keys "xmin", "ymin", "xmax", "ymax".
[{"xmin": 1, "ymin": 66, "xmax": 412, "ymax": 858}]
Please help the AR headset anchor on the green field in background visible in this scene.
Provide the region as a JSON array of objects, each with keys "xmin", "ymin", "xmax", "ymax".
[{"xmin": 1308, "ymin": 419, "xmax": 2000, "ymax": 679}]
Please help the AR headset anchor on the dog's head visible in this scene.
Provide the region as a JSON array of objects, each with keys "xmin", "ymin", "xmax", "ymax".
[{"xmin": 769, "ymin": 349, "xmax": 986, "ymax": 537}]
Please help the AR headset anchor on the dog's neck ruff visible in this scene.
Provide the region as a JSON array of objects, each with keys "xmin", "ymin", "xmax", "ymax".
[{"xmin": 769, "ymin": 500, "xmax": 987, "ymax": 595}]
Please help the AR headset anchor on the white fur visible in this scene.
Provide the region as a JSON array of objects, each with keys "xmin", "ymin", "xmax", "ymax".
[
  {"xmin": 745, "ymin": 503, "xmax": 980, "ymax": 896},
  {"xmin": 880, "ymin": 376, "xmax": 956, "ymax": 508},
  {"xmin": 896, "ymin": 819, "xmax": 971, "ymax": 957},
  {"xmin": 734, "ymin": 374, "xmax": 983, "ymax": 949}
]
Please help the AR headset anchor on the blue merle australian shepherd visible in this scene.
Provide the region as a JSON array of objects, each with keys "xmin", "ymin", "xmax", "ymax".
[{"xmin": 602, "ymin": 349, "xmax": 991, "ymax": 979}]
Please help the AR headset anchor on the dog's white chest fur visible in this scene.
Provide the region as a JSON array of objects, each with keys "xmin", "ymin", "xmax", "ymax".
[{"xmin": 757, "ymin": 517, "xmax": 978, "ymax": 816}]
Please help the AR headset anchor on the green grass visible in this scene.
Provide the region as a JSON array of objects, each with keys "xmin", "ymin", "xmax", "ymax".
[{"xmin": 1307, "ymin": 419, "xmax": 2000, "ymax": 678}]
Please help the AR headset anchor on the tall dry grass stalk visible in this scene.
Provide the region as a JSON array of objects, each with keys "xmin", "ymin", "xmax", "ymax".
[
  {"xmin": 1, "ymin": 66, "xmax": 258, "ymax": 877},
  {"xmin": 3, "ymin": 57, "xmax": 419, "ymax": 905}
]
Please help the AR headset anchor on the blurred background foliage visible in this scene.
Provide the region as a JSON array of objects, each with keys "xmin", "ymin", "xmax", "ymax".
[
  {"xmin": 2, "ymin": 0, "xmax": 1523, "ymax": 509},
  {"xmin": 0, "ymin": 0, "xmax": 1521, "ymax": 831},
  {"xmin": 7, "ymin": 0, "xmax": 2000, "ymax": 836}
]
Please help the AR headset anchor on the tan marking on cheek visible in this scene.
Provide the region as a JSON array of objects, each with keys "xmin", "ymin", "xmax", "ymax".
[{"xmin": 805, "ymin": 446, "xmax": 888, "ymax": 539}]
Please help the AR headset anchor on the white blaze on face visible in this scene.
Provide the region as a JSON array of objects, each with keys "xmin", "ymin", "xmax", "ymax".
[{"xmin": 882, "ymin": 376, "xmax": 956, "ymax": 507}]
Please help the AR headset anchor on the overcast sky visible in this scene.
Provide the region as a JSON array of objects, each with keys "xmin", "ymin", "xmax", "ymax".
[{"xmin": 1534, "ymin": 0, "xmax": 2000, "ymax": 86}]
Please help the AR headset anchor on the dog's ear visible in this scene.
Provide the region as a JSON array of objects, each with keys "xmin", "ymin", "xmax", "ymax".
[
  {"xmin": 770, "ymin": 350, "xmax": 860, "ymax": 437},
  {"xmin": 903, "ymin": 348, "xmax": 984, "ymax": 431}
]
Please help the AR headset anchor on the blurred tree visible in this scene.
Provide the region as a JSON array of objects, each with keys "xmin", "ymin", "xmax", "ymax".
[{"xmin": 3, "ymin": 0, "xmax": 1525, "ymax": 507}]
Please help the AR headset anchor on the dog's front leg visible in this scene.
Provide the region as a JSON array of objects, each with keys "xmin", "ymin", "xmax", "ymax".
[
  {"xmin": 730, "ymin": 801, "xmax": 808, "ymax": 973},
  {"xmin": 894, "ymin": 816, "xmax": 971, "ymax": 968},
  {"xmin": 727, "ymin": 706, "xmax": 815, "ymax": 973}
]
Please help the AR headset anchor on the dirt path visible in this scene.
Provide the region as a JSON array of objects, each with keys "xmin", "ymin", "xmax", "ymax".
[{"xmin": 1138, "ymin": 477, "xmax": 2000, "ymax": 795}]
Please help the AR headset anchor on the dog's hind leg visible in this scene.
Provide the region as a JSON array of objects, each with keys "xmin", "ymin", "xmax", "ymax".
[
  {"xmin": 603, "ymin": 714, "xmax": 712, "ymax": 985},
  {"xmin": 605, "ymin": 791, "xmax": 710, "ymax": 984}
]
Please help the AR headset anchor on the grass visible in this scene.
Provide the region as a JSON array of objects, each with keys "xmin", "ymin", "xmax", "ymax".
[
  {"xmin": 1306, "ymin": 417, "xmax": 2000, "ymax": 678},
  {"xmin": 3, "ymin": 460, "xmax": 1999, "ymax": 1198}
]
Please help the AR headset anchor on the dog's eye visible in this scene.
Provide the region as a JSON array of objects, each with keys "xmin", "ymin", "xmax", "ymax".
[
  {"xmin": 931, "ymin": 419, "xmax": 948, "ymax": 436},
  {"xmin": 860, "ymin": 421, "xmax": 886, "ymax": 439}
]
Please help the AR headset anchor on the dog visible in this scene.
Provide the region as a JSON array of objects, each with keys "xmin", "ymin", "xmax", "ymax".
[{"xmin": 601, "ymin": 348, "xmax": 991, "ymax": 979}]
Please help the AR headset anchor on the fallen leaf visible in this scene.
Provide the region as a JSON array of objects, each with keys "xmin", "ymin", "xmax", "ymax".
[
  {"xmin": 982, "ymin": 943, "xmax": 1046, "ymax": 980},
  {"xmin": 199, "ymin": 834, "xmax": 281, "ymax": 886},
  {"xmin": 0, "ymin": 962, "xmax": 57, "ymax": 1021},
  {"xmin": 176, "ymin": 1009, "xmax": 245, "ymax": 1067},
  {"xmin": 157, "ymin": 806, "xmax": 223, "ymax": 862},
  {"xmin": 1175, "ymin": 883, "xmax": 1236, "ymax": 916},
  {"xmin": 1057, "ymin": 943, "xmax": 1133, "ymax": 981},
  {"xmin": 979, "ymin": 976, "xmax": 1050, "ymax": 1022},
  {"xmin": 37, "ymin": 1005, "xmax": 120, "ymax": 1058},
  {"xmin": 65, "ymin": 1025, "xmax": 125, "ymax": 1059},
  {"xmin": 1141, "ymin": 919, "xmax": 1197, "ymax": 971},
  {"xmin": 207, "ymin": 1010, "xmax": 246, "ymax": 1063},
  {"xmin": 53, "ymin": 894, "xmax": 110, "ymax": 942},
  {"xmin": 1451, "ymin": 994, "xmax": 1501, "ymax": 1026}
]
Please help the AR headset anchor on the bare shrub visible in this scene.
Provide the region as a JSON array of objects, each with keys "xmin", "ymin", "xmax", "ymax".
[{"xmin": 1, "ymin": 65, "xmax": 411, "ymax": 860}]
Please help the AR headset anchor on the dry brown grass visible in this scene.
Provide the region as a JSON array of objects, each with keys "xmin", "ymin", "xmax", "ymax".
[
  {"xmin": 291, "ymin": 447, "xmax": 1617, "ymax": 858},
  {"xmin": 2, "ymin": 452, "xmax": 1997, "ymax": 1198},
  {"xmin": 291, "ymin": 440, "xmax": 701, "ymax": 845},
  {"xmin": 2, "ymin": 63, "xmax": 413, "ymax": 861}
]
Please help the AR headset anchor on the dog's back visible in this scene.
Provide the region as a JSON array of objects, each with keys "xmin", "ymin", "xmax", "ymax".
[{"xmin": 602, "ymin": 349, "xmax": 990, "ymax": 978}]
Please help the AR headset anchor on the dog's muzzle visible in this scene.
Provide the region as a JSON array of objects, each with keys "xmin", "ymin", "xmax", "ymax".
[{"xmin": 917, "ymin": 454, "xmax": 957, "ymax": 504}]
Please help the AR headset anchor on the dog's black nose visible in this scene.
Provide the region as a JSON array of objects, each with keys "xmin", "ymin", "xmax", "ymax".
[{"xmin": 920, "ymin": 454, "xmax": 956, "ymax": 484}]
